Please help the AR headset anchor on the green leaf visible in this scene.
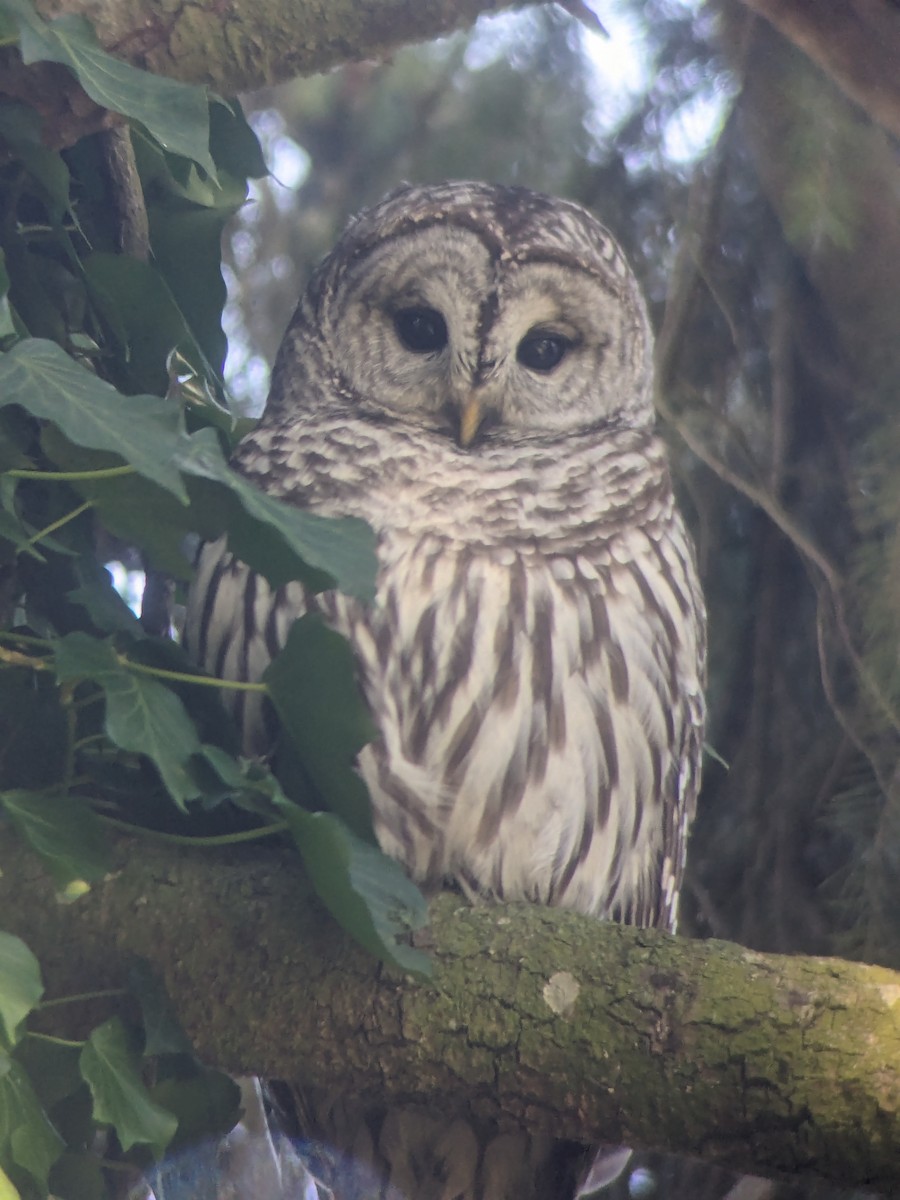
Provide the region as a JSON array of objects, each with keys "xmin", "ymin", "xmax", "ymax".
[
  {"xmin": 6, "ymin": 0, "xmax": 214, "ymax": 175},
  {"xmin": 264, "ymin": 614, "xmax": 375, "ymax": 840},
  {"xmin": 0, "ymin": 934, "xmax": 42, "ymax": 1049},
  {"xmin": 149, "ymin": 1064, "xmax": 240, "ymax": 1148},
  {"xmin": 53, "ymin": 633, "xmax": 203, "ymax": 809},
  {"xmin": 126, "ymin": 961, "xmax": 192, "ymax": 1058},
  {"xmin": 278, "ymin": 806, "xmax": 431, "ymax": 979},
  {"xmin": 0, "ymin": 1057, "xmax": 65, "ymax": 1191},
  {"xmin": 192, "ymin": 745, "xmax": 284, "ymax": 816},
  {"xmin": 79, "ymin": 1017, "xmax": 177, "ymax": 1155},
  {"xmin": 179, "ymin": 428, "xmax": 378, "ymax": 599},
  {"xmin": 0, "ymin": 408, "xmax": 34, "ymax": 473},
  {"xmin": 38, "ymin": 428, "xmax": 194, "ymax": 578},
  {"xmin": 1, "ymin": 791, "xmax": 111, "ymax": 889},
  {"xmin": 145, "ymin": 207, "xmax": 232, "ymax": 379},
  {"xmin": 0, "ymin": 104, "xmax": 70, "ymax": 225},
  {"xmin": 66, "ymin": 560, "xmax": 143, "ymax": 636},
  {"xmin": 123, "ymin": 637, "xmax": 240, "ymax": 754},
  {"xmin": 0, "ymin": 339, "xmax": 188, "ymax": 501},
  {"xmin": 13, "ymin": 1038, "xmax": 82, "ymax": 1112},
  {"xmin": 82, "ymin": 253, "xmax": 207, "ymax": 397},
  {"xmin": 47, "ymin": 1151, "xmax": 104, "ymax": 1200},
  {"xmin": 0, "ymin": 509, "xmax": 39, "ymax": 558},
  {"xmin": 209, "ymin": 97, "xmax": 267, "ymax": 181},
  {"xmin": 0, "ymin": 1162, "xmax": 19, "ymax": 1200}
]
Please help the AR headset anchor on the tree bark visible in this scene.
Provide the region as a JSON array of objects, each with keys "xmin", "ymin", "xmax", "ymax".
[
  {"xmin": 1, "ymin": 836, "xmax": 898, "ymax": 1193},
  {"xmin": 736, "ymin": 0, "xmax": 900, "ymax": 141},
  {"xmin": 723, "ymin": 4, "xmax": 900, "ymax": 398},
  {"xmin": 33, "ymin": 0, "xmax": 530, "ymax": 93},
  {"xmin": 24, "ymin": 0, "xmax": 900, "ymax": 143}
]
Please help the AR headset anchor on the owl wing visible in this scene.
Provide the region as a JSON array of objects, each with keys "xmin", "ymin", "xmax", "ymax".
[{"xmin": 184, "ymin": 536, "xmax": 308, "ymax": 757}]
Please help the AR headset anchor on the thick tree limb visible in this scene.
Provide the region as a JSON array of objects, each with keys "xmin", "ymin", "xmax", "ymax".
[
  {"xmin": 27, "ymin": 0, "xmax": 900, "ymax": 143},
  {"xmin": 736, "ymin": 0, "xmax": 900, "ymax": 141},
  {"xmin": 33, "ymin": 0, "xmax": 530, "ymax": 93},
  {"xmin": 0, "ymin": 837, "xmax": 898, "ymax": 1192}
]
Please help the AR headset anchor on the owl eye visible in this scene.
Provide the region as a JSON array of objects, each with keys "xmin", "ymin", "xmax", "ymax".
[
  {"xmin": 517, "ymin": 330, "xmax": 571, "ymax": 373},
  {"xmin": 393, "ymin": 306, "xmax": 448, "ymax": 354}
]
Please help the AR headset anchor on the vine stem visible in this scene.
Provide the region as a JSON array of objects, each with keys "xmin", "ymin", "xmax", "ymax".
[
  {"xmin": 0, "ymin": 631, "xmax": 53, "ymax": 649},
  {"xmin": 119, "ymin": 654, "xmax": 268, "ymax": 692},
  {"xmin": 26, "ymin": 1031, "xmax": 84, "ymax": 1049},
  {"xmin": 7, "ymin": 464, "xmax": 135, "ymax": 483},
  {"xmin": 72, "ymin": 733, "xmax": 109, "ymax": 752},
  {"xmin": 26, "ymin": 499, "xmax": 94, "ymax": 547},
  {"xmin": 97, "ymin": 814, "xmax": 289, "ymax": 846},
  {"xmin": 39, "ymin": 988, "xmax": 126, "ymax": 1009}
]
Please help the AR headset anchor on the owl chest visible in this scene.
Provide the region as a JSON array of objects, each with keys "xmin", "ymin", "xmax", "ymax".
[
  {"xmin": 337, "ymin": 531, "xmax": 686, "ymax": 727},
  {"xmin": 344, "ymin": 536, "xmax": 588, "ymax": 738},
  {"xmin": 322, "ymin": 528, "xmax": 696, "ymax": 912}
]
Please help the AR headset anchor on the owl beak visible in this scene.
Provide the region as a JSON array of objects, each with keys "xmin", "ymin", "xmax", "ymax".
[{"xmin": 458, "ymin": 394, "xmax": 485, "ymax": 448}]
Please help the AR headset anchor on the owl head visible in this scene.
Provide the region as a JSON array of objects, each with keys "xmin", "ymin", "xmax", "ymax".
[{"xmin": 268, "ymin": 181, "xmax": 655, "ymax": 446}]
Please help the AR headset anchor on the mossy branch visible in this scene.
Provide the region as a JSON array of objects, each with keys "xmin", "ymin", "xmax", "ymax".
[
  {"xmin": 32, "ymin": 0, "xmax": 533, "ymax": 93},
  {"xmin": 0, "ymin": 835, "xmax": 897, "ymax": 1192}
]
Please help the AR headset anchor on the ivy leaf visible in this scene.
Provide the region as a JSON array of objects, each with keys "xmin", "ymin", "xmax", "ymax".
[
  {"xmin": 146, "ymin": 208, "xmax": 233, "ymax": 382},
  {"xmin": 0, "ymin": 509, "xmax": 43, "ymax": 559},
  {"xmin": 38, "ymin": 429, "xmax": 195, "ymax": 578},
  {"xmin": 126, "ymin": 960, "xmax": 192, "ymax": 1059},
  {"xmin": 179, "ymin": 427, "xmax": 378, "ymax": 599},
  {"xmin": 0, "ymin": 1163, "xmax": 18, "ymax": 1200},
  {"xmin": 79, "ymin": 1017, "xmax": 177, "ymax": 1155},
  {"xmin": 0, "ymin": 934, "xmax": 43, "ymax": 1049},
  {"xmin": 1, "ymin": 791, "xmax": 110, "ymax": 890},
  {"xmin": 209, "ymin": 98, "xmax": 268, "ymax": 181},
  {"xmin": 82, "ymin": 253, "xmax": 218, "ymax": 398},
  {"xmin": 13, "ymin": 1037, "xmax": 82, "ymax": 1112},
  {"xmin": 6, "ymin": 0, "xmax": 214, "ymax": 176},
  {"xmin": 0, "ymin": 339, "xmax": 188, "ymax": 501},
  {"xmin": 67, "ymin": 560, "xmax": 143, "ymax": 636},
  {"xmin": 264, "ymin": 614, "xmax": 375, "ymax": 841},
  {"xmin": 278, "ymin": 806, "xmax": 431, "ymax": 979},
  {"xmin": 0, "ymin": 1056, "xmax": 65, "ymax": 1191},
  {"xmin": 0, "ymin": 408, "xmax": 34, "ymax": 473},
  {"xmin": 47, "ymin": 1151, "xmax": 104, "ymax": 1200},
  {"xmin": 0, "ymin": 104, "xmax": 70, "ymax": 226},
  {"xmin": 149, "ymin": 1064, "xmax": 240, "ymax": 1148},
  {"xmin": 53, "ymin": 633, "xmax": 203, "ymax": 809}
]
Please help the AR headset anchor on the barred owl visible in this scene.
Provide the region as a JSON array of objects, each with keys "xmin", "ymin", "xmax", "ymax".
[{"xmin": 184, "ymin": 181, "xmax": 706, "ymax": 1197}]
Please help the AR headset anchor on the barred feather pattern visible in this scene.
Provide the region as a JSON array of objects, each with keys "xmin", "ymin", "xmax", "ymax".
[
  {"xmin": 188, "ymin": 416, "xmax": 703, "ymax": 931},
  {"xmin": 183, "ymin": 182, "xmax": 706, "ymax": 1199}
]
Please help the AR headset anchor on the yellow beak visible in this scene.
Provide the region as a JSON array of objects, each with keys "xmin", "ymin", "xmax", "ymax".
[{"xmin": 459, "ymin": 395, "xmax": 484, "ymax": 448}]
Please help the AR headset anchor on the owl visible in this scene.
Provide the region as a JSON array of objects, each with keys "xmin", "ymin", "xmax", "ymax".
[{"xmin": 184, "ymin": 181, "xmax": 706, "ymax": 1197}]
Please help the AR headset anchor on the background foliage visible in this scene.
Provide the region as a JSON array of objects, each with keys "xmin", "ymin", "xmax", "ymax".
[{"xmin": 1, "ymin": 0, "xmax": 899, "ymax": 1196}]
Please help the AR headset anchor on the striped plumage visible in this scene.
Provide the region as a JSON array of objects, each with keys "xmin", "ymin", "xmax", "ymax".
[{"xmin": 184, "ymin": 181, "xmax": 706, "ymax": 1197}]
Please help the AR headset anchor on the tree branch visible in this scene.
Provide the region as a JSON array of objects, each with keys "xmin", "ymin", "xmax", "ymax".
[
  {"xmin": 34, "ymin": 0, "xmax": 532, "ymax": 93},
  {"xmin": 1, "ymin": 836, "xmax": 898, "ymax": 1192},
  {"xmin": 736, "ymin": 0, "xmax": 900, "ymax": 140}
]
